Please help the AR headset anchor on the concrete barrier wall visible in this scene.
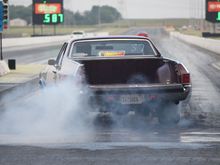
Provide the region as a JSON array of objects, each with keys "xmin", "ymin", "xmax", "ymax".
[
  {"xmin": 170, "ymin": 32, "xmax": 220, "ymax": 55},
  {"xmin": 2, "ymin": 32, "xmax": 110, "ymax": 48},
  {"xmin": 2, "ymin": 35, "xmax": 71, "ymax": 48},
  {"xmin": 1, "ymin": 35, "xmax": 71, "ymax": 76},
  {"xmin": 3, "ymin": 32, "xmax": 219, "ymax": 54},
  {"xmin": 0, "ymin": 61, "xmax": 10, "ymax": 76}
]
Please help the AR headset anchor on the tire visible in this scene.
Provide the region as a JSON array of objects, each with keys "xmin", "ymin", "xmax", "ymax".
[
  {"xmin": 134, "ymin": 105, "xmax": 150, "ymax": 117},
  {"xmin": 94, "ymin": 112, "xmax": 113, "ymax": 126},
  {"xmin": 158, "ymin": 103, "xmax": 180, "ymax": 124}
]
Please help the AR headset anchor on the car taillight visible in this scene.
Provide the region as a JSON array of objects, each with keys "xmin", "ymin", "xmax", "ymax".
[
  {"xmin": 181, "ymin": 73, "xmax": 190, "ymax": 84},
  {"xmin": 176, "ymin": 64, "xmax": 191, "ymax": 85},
  {"xmin": 106, "ymin": 95, "xmax": 115, "ymax": 102},
  {"xmin": 137, "ymin": 32, "xmax": 149, "ymax": 38}
]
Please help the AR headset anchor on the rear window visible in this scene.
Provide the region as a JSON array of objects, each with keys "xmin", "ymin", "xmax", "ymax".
[{"xmin": 70, "ymin": 39, "xmax": 156, "ymax": 57}]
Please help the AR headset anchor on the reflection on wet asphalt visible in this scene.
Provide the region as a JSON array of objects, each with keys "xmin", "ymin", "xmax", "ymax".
[
  {"xmin": 0, "ymin": 113, "xmax": 220, "ymax": 146},
  {"xmin": 0, "ymin": 114, "xmax": 220, "ymax": 165}
]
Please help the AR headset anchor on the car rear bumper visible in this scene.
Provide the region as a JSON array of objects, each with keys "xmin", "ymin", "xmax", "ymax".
[{"xmin": 89, "ymin": 83, "xmax": 191, "ymax": 102}]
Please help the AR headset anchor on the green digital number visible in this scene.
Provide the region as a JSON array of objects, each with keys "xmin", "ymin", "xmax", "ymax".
[
  {"xmin": 44, "ymin": 14, "xmax": 50, "ymax": 23},
  {"xmin": 217, "ymin": 12, "xmax": 220, "ymax": 21},
  {"xmin": 52, "ymin": 14, "xmax": 58, "ymax": 23},
  {"xmin": 43, "ymin": 14, "xmax": 64, "ymax": 24},
  {"xmin": 58, "ymin": 14, "xmax": 64, "ymax": 23}
]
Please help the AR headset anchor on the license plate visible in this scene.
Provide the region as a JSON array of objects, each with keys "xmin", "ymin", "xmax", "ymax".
[{"xmin": 120, "ymin": 94, "xmax": 145, "ymax": 105}]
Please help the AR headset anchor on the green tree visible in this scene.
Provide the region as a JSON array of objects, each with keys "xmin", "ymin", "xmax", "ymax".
[
  {"xmin": 9, "ymin": 5, "xmax": 122, "ymax": 25},
  {"xmin": 10, "ymin": 5, "xmax": 32, "ymax": 24},
  {"xmin": 64, "ymin": 9, "xmax": 75, "ymax": 25},
  {"xmin": 100, "ymin": 5, "xmax": 121, "ymax": 23}
]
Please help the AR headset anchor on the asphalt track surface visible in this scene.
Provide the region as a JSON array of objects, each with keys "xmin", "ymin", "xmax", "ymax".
[
  {"xmin": 0, "ymin": 28, "xmax": 220, "ymax": 165},
  {"xmin": 3, "ymin": 44, "xmax": 61, "ymax": 64}
]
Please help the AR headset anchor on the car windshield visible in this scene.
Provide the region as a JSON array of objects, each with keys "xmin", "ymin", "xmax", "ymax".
[{"xmin": 70, "ymin": 39, "xmax": 156, "ymax": 57}]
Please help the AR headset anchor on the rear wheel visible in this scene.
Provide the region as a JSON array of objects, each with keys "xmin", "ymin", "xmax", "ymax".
[
  {"xmin": 134, "ymin": 105, "xmax": 150, "ymax": 116},
  {"xmin": 158, "ymin": 102, "xmax": 180, "ymax": 124}
]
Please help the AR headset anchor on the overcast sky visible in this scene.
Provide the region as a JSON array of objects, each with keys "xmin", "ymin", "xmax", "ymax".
[{"xmin": 11, "ymin": 0, "xmax": 205, "ymax": 19}]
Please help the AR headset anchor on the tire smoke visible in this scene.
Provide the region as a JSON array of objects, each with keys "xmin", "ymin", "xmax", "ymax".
[{"xmin": 0, "ymin": 80, "xmax": 95, "ymax": 144}]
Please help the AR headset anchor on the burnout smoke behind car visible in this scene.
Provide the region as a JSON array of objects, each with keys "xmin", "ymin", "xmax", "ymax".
[
  {"xmin": 0, "ymin": 75, "xmax": 190, "ymax": 144},
  {"xmin": 0, "ymin": 79, "xmax": 95, "ymax": 143}
]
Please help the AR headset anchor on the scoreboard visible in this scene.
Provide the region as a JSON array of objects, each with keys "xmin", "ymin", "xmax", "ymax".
[
  {"xmin": 33, "ymin": 0, "xmax": 64, "ymax": 25},
  {"xmin": 206, "ymin": 0, "xmax": 220, "ymax": 23}
]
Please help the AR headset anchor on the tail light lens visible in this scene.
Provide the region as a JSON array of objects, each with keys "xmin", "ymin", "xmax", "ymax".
[
  {"xmin": 176, "ymin": 64, "xmax": 191, "ymax": 85},
  {"xmin": 137, "ymin": 32, "xmax": 149, "ymax": 38},
  {"xmin": 181, "ymin": 73, "xmax": 190, "ymax": 84},
  {"xmin": 106, "ymin": 95, "xmax": 115, "ymax": 102}
]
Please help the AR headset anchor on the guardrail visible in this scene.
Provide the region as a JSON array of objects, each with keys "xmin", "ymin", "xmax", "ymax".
[
  {"xmin": 2, "ymin": 35, "xmax": 71, "ymax": 48},
  {"xmin": 0, "ymin": 35, "xmax": 71, "ymax": 76},
  {"xmin": 2, "ymin": 32, "xmax": 110, "ymax": 49},
  {"xmin": 170, "ymin": 32, "xmax": 220, "ymax": 55}
]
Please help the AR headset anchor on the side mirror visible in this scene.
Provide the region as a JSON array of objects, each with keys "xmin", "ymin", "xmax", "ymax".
[{"xmin": 48, "ymin": 59, "xmax": 56, "ymax": 65}]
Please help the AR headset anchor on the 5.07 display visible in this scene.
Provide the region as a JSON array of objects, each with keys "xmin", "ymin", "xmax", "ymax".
[
  {"xmin": 206, "ymin": 0, "xmax": 220, "ymax": 23},
  {"xmin": 32, "ymin": 0, "xmax": 64, "ymax": 25}
]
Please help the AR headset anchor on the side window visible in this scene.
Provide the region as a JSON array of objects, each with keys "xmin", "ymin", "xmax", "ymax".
[
  {"xmin": 143, "ymin": 43, "xmax": 155, "ymax": 55},
  {"xmin": 56, "ymin": 43, "xmax": 68, "ymax": 65}
]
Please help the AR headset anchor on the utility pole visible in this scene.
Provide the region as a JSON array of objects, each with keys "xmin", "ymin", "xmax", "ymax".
[
  {"xmin": 98, "ymin": 5, "xmax": 101, "ymax": 26},
  {"xmin": 97, "ymin": 0, "xmax": 102, "ymax": 27}
]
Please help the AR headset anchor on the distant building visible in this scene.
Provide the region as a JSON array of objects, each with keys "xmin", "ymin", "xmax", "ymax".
[{"xmin": 10, "ymin": 18, "xmax": 27, "ymax": 27}]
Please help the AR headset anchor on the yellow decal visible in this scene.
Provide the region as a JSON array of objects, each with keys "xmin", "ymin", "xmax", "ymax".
[{"xmin": 99, "ymin": 51, "xmax": 125, "ymax": 57}]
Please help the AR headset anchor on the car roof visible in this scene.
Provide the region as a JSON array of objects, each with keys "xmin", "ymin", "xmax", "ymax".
[
  {"xmin": 67, "ymin": 35, "xmax": 151, "ymax": 43},
  {"xmin": 66, "ymin": 35, "xmax": 161, "ymax": 57},
  {"xmin": 72, "ymin": 31, "xmax": 85, "ymax": 34}
]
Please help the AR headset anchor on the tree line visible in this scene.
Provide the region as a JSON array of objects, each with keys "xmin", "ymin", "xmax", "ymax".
[{"xmin": 9, "ymin": 5, "xmax": 122, "ymax": 25}]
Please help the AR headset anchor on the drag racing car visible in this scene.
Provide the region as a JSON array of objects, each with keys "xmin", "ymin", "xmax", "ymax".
[
  {"xmin": 39, "ymin": 35, "xmax": 191, "ymax": 123},
  {"xmin": 71, "ymin": 31, "xmax": 86, "ymax": 39}
]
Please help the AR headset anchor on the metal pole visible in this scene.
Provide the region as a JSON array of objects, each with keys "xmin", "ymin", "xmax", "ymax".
[
  {"xmin": 197, "ymin": 0, "xmax": 200, "ymax": 29},
  {"xmin": 200, "ymin": 0, "xmax": 203, "ymax": 31},
  {"xmin": 0, "ymin": 33, "xmax": 2, "ymax": 60},
  {"xmin": 41, "ymin": 25, "xmax": 43, "ymax": 35},
  {"xmin": 32, "ymin": 0, "xmax": 35, "ymax": 36},
  {"xmin": 213, "ymin": 23, "xmax": 216, "ymax": 33},
  {"xmin": 54, "ymin": 25, "xmax": 56, "ymax": 35},
  {"xmin": 193, "ymin": 0, "xmax": 196, "ymax": 28},
  {"xmin": 98, "ymin": 6, "xmax": 101, "ymax": 26},
  {"xmin": 33, "ymin": 24, "xmax": 35, "ymax": 36},
  {"xmin": 188, "ymin": 0, "xmax": 191, "ymax": 27}
]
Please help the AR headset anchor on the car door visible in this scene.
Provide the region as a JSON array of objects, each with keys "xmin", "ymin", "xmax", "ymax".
[{"xmin": 39, "ymin": 43, "xmax": 68, "ymax": 86}]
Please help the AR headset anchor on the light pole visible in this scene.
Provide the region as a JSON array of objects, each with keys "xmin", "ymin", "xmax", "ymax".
[
  {"xmin": 98, "ymin": 5, "xmax": 101, "ymax": 26},
  {"xmin": 97, "ymin": 0, "xmax": 101, "ymax": 26},
  {"xmin": 200, "ymin": 0, "xmax": 204, "ymax": 31}
]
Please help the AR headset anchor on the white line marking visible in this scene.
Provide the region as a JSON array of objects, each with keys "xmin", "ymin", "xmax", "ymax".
[{"xmin": 212, "ymin": 63, "xmax": 220, "ymax": 71}]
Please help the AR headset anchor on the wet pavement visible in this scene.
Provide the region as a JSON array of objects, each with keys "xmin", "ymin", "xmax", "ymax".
[{"xmin": 0, "ymin": 121, "xmax": 220, "ymax": 165}]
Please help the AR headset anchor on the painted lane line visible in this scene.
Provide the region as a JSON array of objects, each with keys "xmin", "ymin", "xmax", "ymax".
[{"xmin": 212, "ymin": 62, "xmax": 220, "ymax": 70}]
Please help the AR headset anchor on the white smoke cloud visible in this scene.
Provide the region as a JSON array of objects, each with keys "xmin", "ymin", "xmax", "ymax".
[{"xmin": 0, "ymin": 79, "xmax": 95, "ymax": 144}]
